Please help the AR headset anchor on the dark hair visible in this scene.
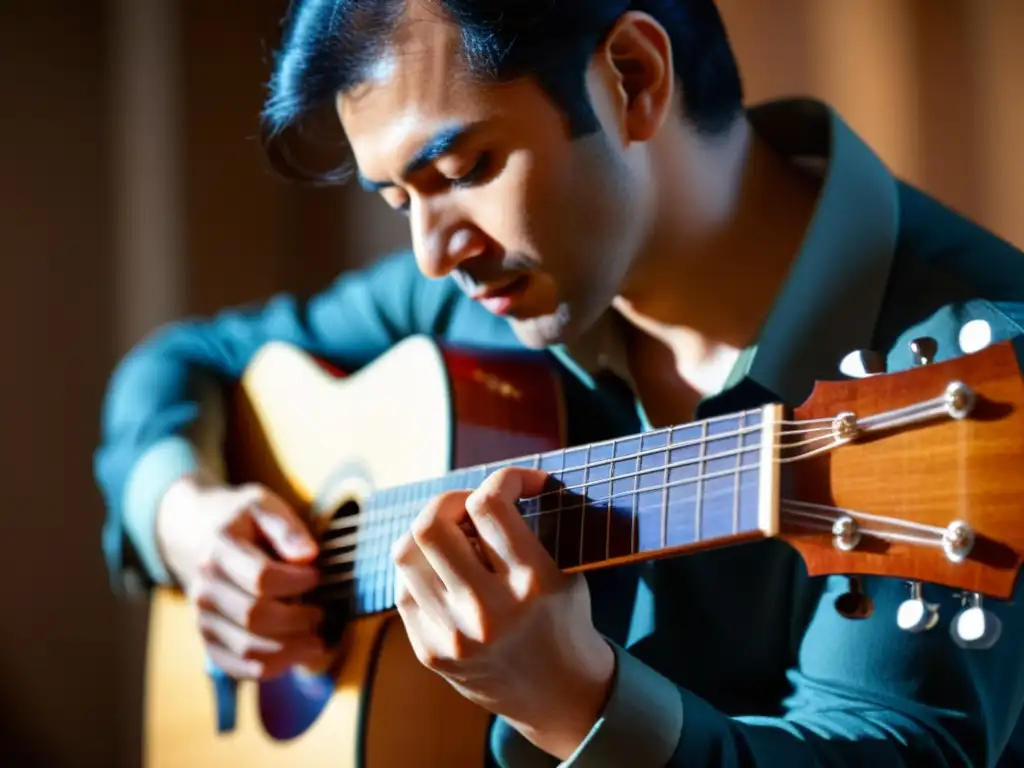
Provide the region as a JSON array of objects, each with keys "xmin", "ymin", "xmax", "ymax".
[{"xmin": 262, "ymin": 0, "xmax": 743, "ymax": 183}]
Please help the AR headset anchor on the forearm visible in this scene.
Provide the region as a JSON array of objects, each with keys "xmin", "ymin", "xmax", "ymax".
[
  {"xmin": 120, "ymin": 375, "xmax": 228, "ymax": 585},
  {"xmin": 98, "ymin": 363, "xmax": 229, "ymax": 591}
]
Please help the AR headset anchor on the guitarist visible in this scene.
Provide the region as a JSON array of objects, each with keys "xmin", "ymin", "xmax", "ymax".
[{"xmin": 96, "ymin": 0, "xmax": 1024, "ymax": 765}]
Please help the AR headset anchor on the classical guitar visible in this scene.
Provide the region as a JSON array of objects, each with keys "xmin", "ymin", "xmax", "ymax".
[{"xmin": 144, "ymin": 334, "xmax": 1024, "ymax": 767}]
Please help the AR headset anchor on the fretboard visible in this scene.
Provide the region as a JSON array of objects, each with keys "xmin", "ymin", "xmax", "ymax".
[{"xmin": 316, "ymin": 405, "xmax": 774, "ymax": 617}]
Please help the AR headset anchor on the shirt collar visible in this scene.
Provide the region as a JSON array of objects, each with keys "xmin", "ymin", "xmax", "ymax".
[{"xmin": 553, "ymin": 97, "xmax": 900, "ymax": 407}]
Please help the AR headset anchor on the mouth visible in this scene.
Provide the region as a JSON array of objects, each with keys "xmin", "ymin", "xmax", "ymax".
[{"xmin": 469, "ymin": 274, "xmax": 531, "ymax": 316}]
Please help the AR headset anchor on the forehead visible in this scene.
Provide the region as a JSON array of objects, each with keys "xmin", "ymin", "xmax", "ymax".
[{"xmin": 335, "ymin": 6, "xmax": 502, "ymax": 174}]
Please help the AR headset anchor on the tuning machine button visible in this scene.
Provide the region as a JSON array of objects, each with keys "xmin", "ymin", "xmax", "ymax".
[
  {"xmin": 835, "ymin": 576, "xmax": 874, "ymax": 620},
  {"xmin": 909, "ymin": 337, "xmax": 938, "ymax": 366},
  {"xmin": 958, "ymin": 319, "xmax": 992, "ymax": 355},
  {"xmin": 839, "ymin": 349, "xmax": 887, "ymax": 379},
  {"xmin": 950, "ymin": 592, "xmax": 1002, "ymax": 650},
  {"xmin": 896, "ymin": 581, "xmax": 939, "ymax": 633}
]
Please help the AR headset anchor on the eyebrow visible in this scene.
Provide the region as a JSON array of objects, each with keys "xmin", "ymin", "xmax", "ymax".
[{"xmin": 357, "ymin": 124, "xmax": 475, "ymax": 192}]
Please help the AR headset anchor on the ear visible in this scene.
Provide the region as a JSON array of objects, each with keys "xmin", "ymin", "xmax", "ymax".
[{"xmin": 597, "ymin": 11, "xmax": 674, "ymax": 143}]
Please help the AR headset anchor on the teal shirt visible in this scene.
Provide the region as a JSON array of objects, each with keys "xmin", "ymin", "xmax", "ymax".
[{"xmin": 95, "ymin": 99, "xmax": 1024, "ymax": 766}]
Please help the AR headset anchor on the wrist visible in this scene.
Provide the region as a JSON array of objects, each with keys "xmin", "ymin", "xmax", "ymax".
[
  {"xmin": 155, "ymin": 471, "xmax": 220, "ymax": 590},
  {"xmin": 515, "ymin": 634, "xmax": 616, "ymax": 760}
]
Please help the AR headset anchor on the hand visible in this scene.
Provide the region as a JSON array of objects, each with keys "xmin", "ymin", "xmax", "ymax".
[
  {"xmin": 391, "ymin": 467, "xmax": 616, "ymax": 760},
  {"xmin": 157, "ymin": 476, "xmax": 325, "ymax": 680}
]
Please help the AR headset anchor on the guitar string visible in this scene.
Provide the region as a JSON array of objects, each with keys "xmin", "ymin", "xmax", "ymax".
[
  {"xmin": 322, "ymin": 444, "xmax": 763, "ymax": 549},
  {"xmin": 318, "ymin": 456, "xmax": 762, "ymax": 563},
  {"xmin": 298, "ymin": 409, "xmax": 954, "ymax": 596},
  {"xmin": 323, "ymin": 416, "xmax": 840, "ymax": 536},
  {"xmin": 314, "ymin": 481, "xmax": 759, "ymax": 596},
  {"xmin": 316, "ymin": 420, "xmax": 843, "ymax": 557},
  {"xmin": 319, "ymin": 462, "xmax": 950, "ymax": 573},
  {"xmin": 311, "ymin": 492, "xmax": 952, "ymax": 604},
  {"xmin": 317, "ymin": 460, "xmax": 762, "ymax": 567},
  {"xmin": 311, "ymin": 436, "xmax": 957, "ymax": 587}
]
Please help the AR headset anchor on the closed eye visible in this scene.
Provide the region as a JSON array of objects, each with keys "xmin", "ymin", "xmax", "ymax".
[
  {"xmin": 386, "ymin": 152, "xmax": 495, "ymax": 215},
  {"xmin": 450, "ymin": 152, "xmax": 492, "ymax": 188}
]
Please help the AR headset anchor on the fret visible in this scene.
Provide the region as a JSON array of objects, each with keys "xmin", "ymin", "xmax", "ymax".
[
  {"xmin": 580, "ymin": 445, "xmax": 590, "ymax": 565},
  {"xmin": 382, "ymin": 486, "xmax": 403, "ymax": 611},
  {"xmin": 531, "ymin": 454, "xmax": 563, "ymax": 564},
  {"xmin": 738, "ymin": 408, "xmax": 763, "ymax": 532},
  {"xmin": 354, "ymin": 492, "xmax": 375, "ymax": 615},
  {"xmin": 608, "ymin": 435, "xmax": 641, "ymax": 559},
  {"xmin": 371, "ymin": 494, "xmax": 383, "ymax": 613},
  {"xmin": 554, "ymin": 450, "xmax": 563, "ymax": 559},
  {"xmin": 533, "ymin": 451, "xmax": 564, "ymax": 561},
  {"xmin": 506, "ymin": 454, "xmax": 543, "ymax": 542},
  {"xmin": 700, "ymin": 415, "xmax": 740, "ymax": 540},
  {"xmin": 660, "ymin": 430, "xmax": 669, "ymax": 548},
  {"xmin": 664, "ymin": 421, "xmax": 703, "ymax": 547},
  {"xmin": 636, "ymin": 429, "xmax": 670, "ymax": 553},
  {"xmin": 732, "ymin": 411, "xmax": 743, "ymax": 533},
  {"xmin": 553, "ymin": 445, "xmax": 587, "ymax": 568},
  {"xmin": 582, "ymin": 442, "xmax": 611, "ymax": 566},
  {"xmin": 392, "ymin": 487, "xmax": 407, "ymax": 609},
  {"xmin": 383, "ymin": 492, "xmax": 395, "ymax": 611},
  {"xmin": 695, "ymin": 420, "xmax": 707, "ymax": 541},
  {"xmin": 376, "ymin": 488, "xmax": 392, "ymax": 613},
  {"xmin": 630, "ymin": 445, "xmax": 640, "ymax": 555}
]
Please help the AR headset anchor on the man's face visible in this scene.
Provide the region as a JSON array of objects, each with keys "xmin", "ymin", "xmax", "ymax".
[{"xmin": 336, "ymin": 7, "xmax": 649, "ymax": 348}]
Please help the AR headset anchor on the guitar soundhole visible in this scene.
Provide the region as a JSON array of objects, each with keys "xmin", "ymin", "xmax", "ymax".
[{"xmin": 257, "ymin": 500, "xmax": 361, "ymax": 741}]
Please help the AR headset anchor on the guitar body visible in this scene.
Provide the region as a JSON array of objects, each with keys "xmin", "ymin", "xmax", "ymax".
[{"xmin": 145, "ymin": 336, "xmax": 568, "ymax": 766}]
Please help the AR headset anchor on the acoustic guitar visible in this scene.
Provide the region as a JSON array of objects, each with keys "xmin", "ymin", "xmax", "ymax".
[{"xmin": 144, "ymin": 334, "xmax": 1024, "ymax": 766}]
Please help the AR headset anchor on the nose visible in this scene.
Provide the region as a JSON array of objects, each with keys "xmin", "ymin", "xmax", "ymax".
[{"xmin": 410, "ymin": 198, "xmax": 488, "ymax": 279}]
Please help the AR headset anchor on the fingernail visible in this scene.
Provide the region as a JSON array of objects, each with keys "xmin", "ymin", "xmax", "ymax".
[{"xmin": 289, "ymin": 532, "xmax": 316, "ymax": 555}]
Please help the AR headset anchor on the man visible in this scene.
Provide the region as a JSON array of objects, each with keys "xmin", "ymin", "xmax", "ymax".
[{"xmin": 95, "ymin": 0, "xmax": 1024, "ymax": 765}]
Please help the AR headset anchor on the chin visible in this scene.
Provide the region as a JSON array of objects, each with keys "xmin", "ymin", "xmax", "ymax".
[{"xmin": 507, "ymin": 303, "xmax": 593, "ymax": 349}]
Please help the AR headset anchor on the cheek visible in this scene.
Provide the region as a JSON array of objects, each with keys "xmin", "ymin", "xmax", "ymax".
[{"xmin": 469, "ymin": 150, "xmax": 563, "ymax": 255}]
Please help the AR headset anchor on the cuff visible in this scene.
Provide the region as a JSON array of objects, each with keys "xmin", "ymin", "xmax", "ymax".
[
  {"xmin": 121, "ymin": 436, "xmax": 202, "ymax": 585},
  {"xmin": 490, "ymin": 643, "xmax": 684, "ymax": 767},
  {"xmin": 562, "ymin": 642, "xmax": 683, "ymax": 766},
  {"xmin": 490, "ymin": 720, "xmax": 560, "ymax": 768}
]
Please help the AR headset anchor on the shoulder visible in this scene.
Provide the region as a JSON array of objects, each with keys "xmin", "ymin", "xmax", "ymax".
[{"xmin": 874, "ymin": 182, "xmax": 1024, "ymax": 370}]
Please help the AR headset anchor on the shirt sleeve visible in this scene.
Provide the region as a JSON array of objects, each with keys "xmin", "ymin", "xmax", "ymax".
[
  {"xmin": 491, "ymin": 570, "xmax": 1024, "ymax": 767},
  {"xmin": 95, "ymin": 250, "xmax": 466, "ymax": 595}
]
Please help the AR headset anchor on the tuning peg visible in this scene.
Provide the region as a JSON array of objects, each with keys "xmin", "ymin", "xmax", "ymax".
[
  {"xmin": 909, "ymin": 337, "xmax": 938, "ymax": 366},
  {"xmin": 834, "ymin": 576, "xmax": 874, "ymax": 620},
  {"xmin": 950, "ymin": 592, "xmax": 1002, "ymax": 650},
  {"xmin": 896, "ymin": 581, "xmax": 939, "ymax": 633},
  {"xmin": 958, "ymin": 319, "xmax": 992, "ymax": 355},
  {"xmin": 839, "ymin": 349, "xmax": 887, "ymax": 379}
]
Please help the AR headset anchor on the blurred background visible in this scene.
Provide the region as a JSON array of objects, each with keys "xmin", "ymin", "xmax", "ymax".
[{"xmin": 0, "ymin": 0, "xmax": 1021, "ymax": 765}]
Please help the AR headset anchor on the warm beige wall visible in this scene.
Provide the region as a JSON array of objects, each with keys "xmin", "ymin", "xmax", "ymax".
[
  {"xmin": 722, "ymin": 0, "xmax": 1024, "ymax": 249},
  {"xmin": 0, "ymin": 2, "xmax": 1020, "ymax": 767}
]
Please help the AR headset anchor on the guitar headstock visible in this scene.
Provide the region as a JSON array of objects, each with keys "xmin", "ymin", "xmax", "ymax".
[{"xmin": 779, "ymin": 334, "xmax": 1024, "ymax": 648}]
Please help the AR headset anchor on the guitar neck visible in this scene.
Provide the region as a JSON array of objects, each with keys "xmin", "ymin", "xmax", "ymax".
[{"xmin": 317, "ymin": 404, "xmax": 784, "ymax": 617}]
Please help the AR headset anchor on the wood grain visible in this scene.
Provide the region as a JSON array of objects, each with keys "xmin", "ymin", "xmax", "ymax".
[{"xmin": 782, "ymin": 340, "xmax": 1024, "ymax": 598}]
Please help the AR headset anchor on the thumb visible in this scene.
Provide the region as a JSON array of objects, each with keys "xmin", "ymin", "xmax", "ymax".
[{"xmin": 242, "ymin": 487, "xmax": 319, "ymax": 563}]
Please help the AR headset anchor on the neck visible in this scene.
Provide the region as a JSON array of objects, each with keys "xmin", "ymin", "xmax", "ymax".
[
  {"xmin": 618, "ymin": 118, "xmax": 822, "ymax": 351},
  {"xmin": 314, "ymin": 403, "xmax": 783, "ymax": 618}
]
